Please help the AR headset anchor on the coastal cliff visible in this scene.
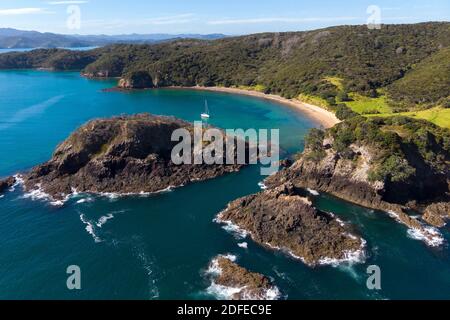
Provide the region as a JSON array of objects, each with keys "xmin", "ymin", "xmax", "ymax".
[
  {"xmin": 266, "ymin": 116, "xmax": 450, "ymax": 241},
  {"xmin": 216, "ymin": 183, "xmax": 365, "ymax": 266},
  {"xmin": 117, "ymin": 71, "xmax": 154, "ymax": 89},
  {"xmin": 21, "ymin": 114, "xmax": 245, "ymax": 201}
]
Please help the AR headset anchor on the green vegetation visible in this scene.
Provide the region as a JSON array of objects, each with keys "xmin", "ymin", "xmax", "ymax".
[
  {"xmin": 386, "ymin": 47, "xmax": 450, "ymax": 110},
  {"xmin": 344, "ymin": 93, "xmax": 392, "ymax": 114},
  {"xmin": 324, "ymin": 76, "xmax": 344, "ymax": 91},
  {"xmin": 0, "ymin": 22, "xmax": 449, "ymax": 129},
  {"xmin": 304, "ymin": 128, "xmax": 326, "ymax": 161},
  {"xmin": 235, "ymin": 84, "xmax": 267, "ymax": 93},
  {"xmin": 298, "ymin": 94, "xmax": 330, "ymax": 109},
  {"xmin": 367, "ymin": 107, "xmax": 450, "ymax": 129},
  {"xmin": 322, "ymin": 116, "xmax": 450, "ymax": 183},
  {"xmin": 334, "ymin": 104, "xmax": 359, "ymax": 120}
]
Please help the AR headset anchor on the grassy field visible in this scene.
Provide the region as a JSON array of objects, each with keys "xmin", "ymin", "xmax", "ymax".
[
  {"xmin": 368, "ymin": 107, "xmax": 450, "ymax": 129},
  {"xmin": 236, "ymin": 84, "xmax": 267, "ymax": 93},
  {"xmin": 324, "ymin": 76, "xmax": 344, "ymax": 91},
  {"xmin": 344, "ymin": 93, "xmax": 393, "ymax": 114},
  {"xmin": 298, "ymin": 93, "xmax": 331, "ymax": 109}
]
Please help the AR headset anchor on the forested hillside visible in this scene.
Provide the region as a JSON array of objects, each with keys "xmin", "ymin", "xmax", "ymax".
[{"xmin": 0, "ymin": 22, "xmax": 448, "ymax": 121}]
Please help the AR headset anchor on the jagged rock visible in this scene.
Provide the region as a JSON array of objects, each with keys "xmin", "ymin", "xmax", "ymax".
[
  {"xmin": 0, "ymin": 176, "xmax": 16, "ymax": 194},
  {"xmin": 118, "ymin": 71, "xmax": 154, "ymax": 89},
  {"xmin": 207, "ymin": 255, "xmax": 280, "ymax": 300},
  {"xmin": 423, "ymin": 202, "xmax": 450, "ymax": 227},
  {"xmin": 265, "ymin": 121, "xmax": 449, "ymax": 245},
  {"xmin": 23, "ymin": 114, "xmax": 245, "ymax": 200},
  {"xmin": 216, "ymin": 183, "xmax": 365, "ymax": 266}
]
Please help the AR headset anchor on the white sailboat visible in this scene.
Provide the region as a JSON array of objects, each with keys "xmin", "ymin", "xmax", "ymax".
[{"xmin": 201, "ymin": 100, "xmax": 210, "ymax": 119}]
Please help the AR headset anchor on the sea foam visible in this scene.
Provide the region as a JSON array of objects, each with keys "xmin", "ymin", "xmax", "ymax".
[
  {"xmin": 307, "ymin": 188, "xmax": 320, "ymax": 196},
  {"xmin": 205, "ymin": 254, "xmax": 280, "ymax": 300},
  {"xmin": 388, "ymin": 210, "xmax": 444, "ymax": 247}
]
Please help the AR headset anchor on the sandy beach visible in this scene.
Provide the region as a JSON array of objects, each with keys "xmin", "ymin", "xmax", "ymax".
[{"xmin": 175, "ymin": 86, "xmax": 340, "ymax": 128}]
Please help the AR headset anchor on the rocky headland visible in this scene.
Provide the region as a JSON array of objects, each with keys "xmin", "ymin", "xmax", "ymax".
[
  {"xmin": 216, "ymin": 183, "xmax": 366, "ymax": 266},
  {"xmin": 265, "ymin": 116, "xmax": 449, "ymax": 245},
  {"xmin": 15, "ymin": 114, "xmax": 245, "ymax": 202},
  {"xmin": 206, "ymin": 255, "xmax": 280, "ymax": 300},
  {"xmin": 117, "ymin": 71, "xmax": 154, "ymax": 89}
]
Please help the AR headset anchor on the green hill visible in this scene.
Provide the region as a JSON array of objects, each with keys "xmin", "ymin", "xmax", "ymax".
[
  {"xmin": 0, "ymin": 22, "xmax": 449, "ymax": 127},
  {"xmin": 387, "ymin": 47, "xmax": 450, "ymax": 110}
]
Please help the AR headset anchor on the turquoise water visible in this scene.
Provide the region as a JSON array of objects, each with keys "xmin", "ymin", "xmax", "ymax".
[{"xmin": 0, "ymin": 70, "xmax": 449, "ymax": 299}]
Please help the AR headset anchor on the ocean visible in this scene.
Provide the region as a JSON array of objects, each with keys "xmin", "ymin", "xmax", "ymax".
[{"xmin": 0, "ymin": 70, "xmax": 449, "ymax": 299}]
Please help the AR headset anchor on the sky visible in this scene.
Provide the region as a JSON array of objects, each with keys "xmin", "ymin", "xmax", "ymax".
[{"xmin": 0, "ymin": 0, "xmax": 448, "ymax": 35}]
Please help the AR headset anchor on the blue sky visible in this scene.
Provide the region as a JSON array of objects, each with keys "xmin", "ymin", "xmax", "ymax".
[{"xmin": 0, "ymin": 0, "xmax": 448, "ymax": 35}]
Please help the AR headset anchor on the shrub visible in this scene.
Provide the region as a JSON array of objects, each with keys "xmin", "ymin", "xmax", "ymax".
[{"xmin": 335, "ymin": 104, "xmax": 359, "ymax": 120}]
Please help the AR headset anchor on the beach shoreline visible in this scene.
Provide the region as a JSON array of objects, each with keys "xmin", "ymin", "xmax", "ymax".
[{"xmin": 169, "ymin": 86, "xmax": 340, "ymax": 128}]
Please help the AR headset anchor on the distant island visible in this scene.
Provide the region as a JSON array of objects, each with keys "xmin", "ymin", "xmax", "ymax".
[{"xmin": 0, "ymin": 28, "xmax": 226, "ymax": 49}]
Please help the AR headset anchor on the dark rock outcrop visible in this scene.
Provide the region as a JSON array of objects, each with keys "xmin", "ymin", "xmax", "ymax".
[
  {"xmin": 423, "ymin": 202, "xmax": 450, "ymax": 227},
  {"xmin": 118, "ymin": 71, "xmax": 154, "ymax": 89},
  {"xmin": 207, "ymin": 255, "xmax": 280, "ymax": 300},
  {"xmin": 0, "ymin": 176, "xmax": 16, "ymax": 194},
  {"xmin": 216, "ymin": 183, "xmax": 365, "ymax": 266},
  {"xmin": 265, "ymin": 126, "xmax": 449, "ymax": 245},
  {"xmin": 23, "ymin": 114, "xmax": 244, "ymax": 200}
]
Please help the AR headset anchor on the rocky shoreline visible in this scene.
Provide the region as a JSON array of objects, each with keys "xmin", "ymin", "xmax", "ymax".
[
  {"xmin": 216, "ymin": 183, "xmax": 366, "ymax": 266},
  {"xmin": 206, "ymin": 255, "xmax": 280, "ymax": 300},
  {"xmin": 0, "ymin": 176, "xmax": 16, "ymax": 194},
  {"xmin": 263, "ymin": 120, "xmax": 449, "ymax": 247},
  {"xmin": 10, "ymin": 114, "xmax": 246, "ymax": 203}
]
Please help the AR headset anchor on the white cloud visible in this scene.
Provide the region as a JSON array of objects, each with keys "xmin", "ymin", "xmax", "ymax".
[
  {"xmin": 0, "ymin": 8, "xmax": 53, "ymax": 16},
  {"xmin": 145, "ymin": 14, "xmax": 196, "ymax": 25},
  {"xmin": 208, "ymin": 16, "xmax": 359, "ymax": 25},
  {"xmin": 82, "ymin": 14, "xmax": 196, "ymax": 29},
  {"xmin": 47, "ymin": 1, "xmax": 88, "ymax": 4}
]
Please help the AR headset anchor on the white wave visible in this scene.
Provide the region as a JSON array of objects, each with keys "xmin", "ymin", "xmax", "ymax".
[
  {"xmin": 76, "ymin": 197, "xmax": 94, "ymax": 204},
  {"xmin": 263, "ymin": 241, "xmax": 308, "ymax": 264},
  {"xmin": 0, "ymin": 195, "xmax": 4, "ymax": 199},
  {"xmin": 207, "ymin": 281, "xmax": 281, "ymax": 300},
  {"xmin": 206, "ymin": 254, "xmax": 237, "ymax": 276},
  {"xmin": 307, "ymin": 188, "xmax": 319, "ymax": 196},
  {"xmin": 238, "ymin": 242, "xmax": 248, "ymax": 249},
  {"xmin": 388, "ymin": 210, "xmax": 444, "ymax": 247},
  {"xmin": 205, "ymin": 254, "xmax": 280, "ymax": 301},
  {"xmin": 206, "ymin": 282, "xmax": 245, "ymax": 300},
  {"xmin": 19, "ymin": 181, "xmax": 77, "ymax": 207},
  {"xmin": 335, "ymin": 217, "xmax": 346, "ymax": 227},
  {"xmin": 215, "ymin": 217, "xmax": 249, "ymax": 239},
  {"xmin": 407, "ymin": 226, "xmax": 444, "ymax": 247},
  {"xmin": 387, "ymin": 210, "xmax": 400, "ymax": 220},
  {"xmin": 99, "ymin": 186, "xmax": 176, "ymax": 200},
  {"xmin": 318, "ymin": 238, "xmax": 367, "ymax": 267},
  {"xmin": 96, "ymin": 214, "xmax": 114, "ymax": 228},
  {"xmin": 9, "ymin": 174, "xmax": 24, "ymax": 192},
  {"xmin": 79, "ymin": 213, "xmax": 102, "ymax": 243},
  {"xmin": 258, "ymin": 182, "xmax": 268, "ymax": 190},
  {"xmin": 153, "ymin": 186, "xmax": 176, "ymax": 194},
  {"xmin": 21, "ymin": 184, "xmax": 55, "ymax": 204}
]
